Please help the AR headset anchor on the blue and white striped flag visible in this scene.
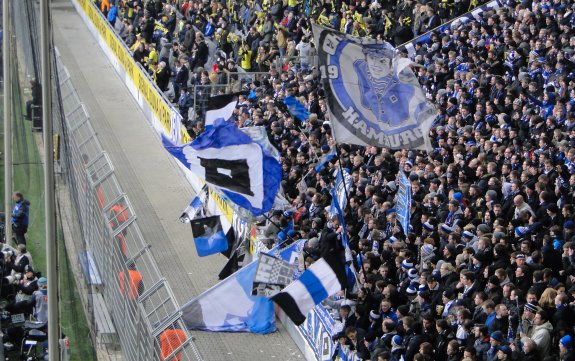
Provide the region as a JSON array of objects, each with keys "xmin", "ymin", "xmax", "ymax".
[
  {"xmin": 271, "ymin": 250, "xmax": 347, "ymax": 325},
  {"xmin": 179, "ymin": 186, "xmax": 208, "ymax": 223}
]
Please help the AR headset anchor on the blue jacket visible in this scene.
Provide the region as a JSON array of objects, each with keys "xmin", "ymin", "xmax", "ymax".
[
  {"xmin": 12, "ymin": 199, "xmax": 30, "ymax": 227},
  {"xmin": 107, "ymin": 5, "xmax": 118, "ymax": 23}
]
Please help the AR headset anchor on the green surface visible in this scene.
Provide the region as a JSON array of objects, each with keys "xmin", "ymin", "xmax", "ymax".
[{"xmin": 0, "ymin": 61, "xmax": 96, "ymax": 361}]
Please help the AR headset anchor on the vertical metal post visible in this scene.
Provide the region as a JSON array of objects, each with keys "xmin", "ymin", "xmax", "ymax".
[
  {"xmin": 40, "ymin": 0, "xmax": 59, "ymax": 360},
  {"xmin": 3, "ymin": 0, "xmax": 12, "ymax": 246}
]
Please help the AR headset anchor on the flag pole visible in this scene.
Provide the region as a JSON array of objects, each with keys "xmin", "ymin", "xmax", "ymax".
[
  {"xmin": 41, "ymin": 0, "xmax": 60, "ymax": 359},
  {"xmin": 3, "ymin": 0, "xmax": 12, "ymax": 246},
  {"xmin": 333, "ymin": 144, "xmax": 368, "ymax": 288}
]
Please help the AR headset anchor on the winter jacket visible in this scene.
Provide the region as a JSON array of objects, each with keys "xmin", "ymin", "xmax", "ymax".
[{"xmin": 531, "ymin": 321, "xmax": 553, "ymax": 358}]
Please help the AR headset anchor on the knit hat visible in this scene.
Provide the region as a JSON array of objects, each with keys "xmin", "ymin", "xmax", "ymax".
[
  {"xmin": 397, "ymin": 305, "xmax": 410, "ymax": 316},
  {"xmin": 490, "ymin": 331, "xmax": 504, "ymax": 342},
  {"xmin": 38, "ymin": 277, "xmax": 47, "ymax": 286},
  {"xmin": 421, "ymin": 244, "xmax": 435, "ymax": 257},
  {"xmin": 388, "ymin": 236, "xmax": 399, "ymax": 243},
  {"xmin": 369, "ymin": 310, "xmax": 381, "ymax": 320},
  {"xmin": 561, "ymin": 335, "xmax": 573, "ymax": 349},
  {"xmin": 453, "ymin": 192, "xmax": 463, "ymax": 202},
  {"xmin": 477, "ymin": 224, "xmax": 491, "ymax": 234},
  {"xmin": 463, "ymin": 230, "xmax": 475, "ymax": 239},
  {"xmin": 392, "ymin": 335, "xmax": 403, "ymax": 347},
  {"xmin": 405, "ymin": 160, "xmax": 414, "ymax": 167},
  {"xmin": 406, "ymin": 285, "xmax": 417, "ymax": 295},
  {"xmin": 498, "ymin": 345, "xmax": 512, "ymax": 356},
  {"xmin": 524, "ymin": 302, "xmax": 538, "ymax": 313},
  {"xmin": 515, "ymin": 253, "xmax": 526, "ymax": 260},
  {"xmin": 386, "ymin": 208, "xmax": 397, "ymax": 215},
  {"xmin": 565, "ymin": 220, "xmax": 575, "ymax": 230},
  {"xmin": 488, "ymin": 275, "xmax": 500, "ymax": 286},
  {"xmin": 408, "ymin": 268, "xmax": 419, "ymax": 280},
  {"xmin": 402, "ymin": 260, "xmax": 414, "ymax": 269}
]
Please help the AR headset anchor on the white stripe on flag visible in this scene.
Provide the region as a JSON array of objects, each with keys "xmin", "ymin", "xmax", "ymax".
[
  {"xmin": 283, "ymin": 258, "xmax": 340, "ymax": 317},
  {"xmin": 205, "ymin": 100, "xmax": 237, "ymax": 126}
]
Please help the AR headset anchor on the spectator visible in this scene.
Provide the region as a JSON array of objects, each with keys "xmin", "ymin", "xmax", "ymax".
[{"xmin": 11, "ymin": 192, "xmax": 30, "ymax": 245}]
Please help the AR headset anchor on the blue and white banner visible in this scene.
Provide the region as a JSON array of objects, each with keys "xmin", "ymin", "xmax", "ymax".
[
  {"xmin": 163, "ymin": 119, "xmax": 282, "ymax": 216},
  {"xmin": 396, "ymin": 171, "xmax": 412, "ymax": 236},
  {"xmin": 312, "ymin": 24, "xmax": 436, "ymax": 150},
  {"xmin": 399, "ymin": 0, "xmax": 501, "ymax": 57},
  {"xmin": 180, "ymin": 260, "xmax": 276, "ymax": 333}
]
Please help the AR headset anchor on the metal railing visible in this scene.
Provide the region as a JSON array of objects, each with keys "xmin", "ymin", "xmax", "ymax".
[{"xmin": 12, "ymin": 1, "xmax": 204, "ymax": 360}]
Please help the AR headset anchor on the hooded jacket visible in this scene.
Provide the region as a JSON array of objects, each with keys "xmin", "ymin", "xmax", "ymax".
[{"xmin": 531, "ymin": 321, "xmax": 553, "ymax": 358}]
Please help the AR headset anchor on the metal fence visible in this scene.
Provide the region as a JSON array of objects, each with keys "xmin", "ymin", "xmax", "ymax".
[{"xmin": 12, "ymin": 1, "xmax": 203, "ymax": 361}]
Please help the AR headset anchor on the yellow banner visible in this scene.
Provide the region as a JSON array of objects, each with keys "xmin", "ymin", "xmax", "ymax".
[{"xmin": 78, "ymin": 0, "xmax": 171, "ymax": 135}]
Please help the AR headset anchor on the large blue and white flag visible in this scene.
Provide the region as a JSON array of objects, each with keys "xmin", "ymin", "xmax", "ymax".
[
  {"xmin": 179, "ymin": 185, "xmax": 208, "ymax": 223},
  {"xmin": 283, "ymin": 95, "xmax": 311, "ymax": 123},
  {"xmin": 163, "ymin": 119, "xmax": 282, "ymax": 216},
  {"xmin": 190, "ymin": 216, "xmax": 229, "ymax": 257},
  {"xmin": 396, "ymin": 171, "xmax": 412, "ymax": 236},
  {"xmin": 271, "ymin": 250, "xmax": 347, "ymax": 326},
  {"xmin": 312, "ymin": 24, "xmax": 436, "ymax": 150},
  {"xmin": 180, "ymin": 260, "xmax": 276, "ymax": 333}
]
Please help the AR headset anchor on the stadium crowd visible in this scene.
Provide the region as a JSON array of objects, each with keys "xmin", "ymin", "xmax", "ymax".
[{"xmin": 96, "ymin": 0, "xmax": 575, "ymax": 360}]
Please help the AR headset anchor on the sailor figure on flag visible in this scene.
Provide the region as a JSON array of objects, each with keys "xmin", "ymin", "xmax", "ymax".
[{"xmin": 355, "ymin": 47, "xmax": 416, "ymax": 128}]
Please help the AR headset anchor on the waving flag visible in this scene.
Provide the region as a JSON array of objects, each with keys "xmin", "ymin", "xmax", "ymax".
[
  {"xmin": 179, "ymin": 185, "xmax": 208, "ymax": 223},
  {"xmin": 205, "ymin": 93, "xmax": 241, "ymax": 127},
  {"xmin": 163, "ymin": 119, "xmax": 281, "ymax": 216},
  {"xmin": 180, "ymin": 260, "xmax": 276, "ymax": 334},
  {"xmin": 314, "ymin": 150, "xmax": 336, "ymax": 172},
  {"xmin": 271, "ymin": 250, "xmax": 347, "ymax": 325},
  {"xmin": 190, "ymin": 216, "xmax": 229, "ymax": 257},
  {"xmin": 283, "ymin": 96, "xmax": 311, "ymax": 123},
  {"xmin": 396, "ymin": 171, "xmax": 412, "ymax": 236},
  {"xmin": 312, "ymin": 24, "xmax": 436, "ymax": 150}
]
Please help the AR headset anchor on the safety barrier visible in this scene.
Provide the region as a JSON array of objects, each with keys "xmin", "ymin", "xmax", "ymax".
[
  {"xmin": 67, "ymin": 2, "xmax": 342, "ymax": 360},
  {"xmin": 11, "ymin": 0, "xmax": 205, "ymax": 359},
  {"xmin": 54, "ymin": 45, "xmax": 203, "ymax": 361}
]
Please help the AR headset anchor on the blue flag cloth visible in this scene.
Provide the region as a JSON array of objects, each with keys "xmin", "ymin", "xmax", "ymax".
[
  {"xmin": 396, "ymin": 171, "xmax": 412, "ymax": 236},
  {"xmin": 312, "ymin": 24, "xmax": 436, "ymax": 150},
  {"xmin": 163, "ymin": 119, "xmax": 282, "ymax": 216},
  {"xmin": 180, "ymin": 260, "xmax": 276, "ymax": 333},
  {"xmin": 283, "ymin": 96, "xmax": 311, "ymax": 123},
  {"xmin": 190, "ymin": 216, "xmax": 229, "ymax": 257},
  {"xmin": 314, "ymin": 151, "xmax": 336, "ymax": 172}
]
